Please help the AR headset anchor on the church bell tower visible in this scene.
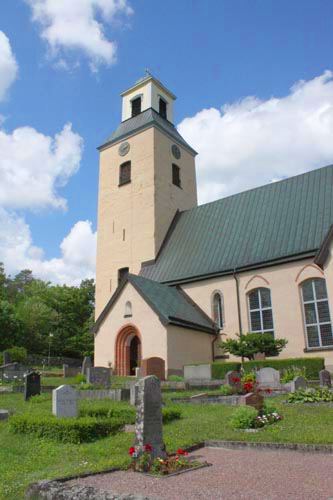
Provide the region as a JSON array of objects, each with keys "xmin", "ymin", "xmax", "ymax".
[{"xmin": 95, "ymin": 74, "xmax": 198, "ymax": 317}]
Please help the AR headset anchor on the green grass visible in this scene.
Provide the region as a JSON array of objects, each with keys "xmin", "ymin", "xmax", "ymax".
[{"xmin": 1, "ymin": 391, "xmax": 333, "ymax": 499}]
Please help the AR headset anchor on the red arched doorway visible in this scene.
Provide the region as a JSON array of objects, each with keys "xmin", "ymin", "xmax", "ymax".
[{"xmin": 115, "ymin": 325, "xmax": 142, "ymax": 376}]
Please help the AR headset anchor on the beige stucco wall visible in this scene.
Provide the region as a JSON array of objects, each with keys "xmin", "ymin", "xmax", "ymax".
[
  {"xmin": 166, "ymin": 325, "xmax": 214, "ymax": 375},
  {"xmin": 182, "ymin": 257, "xmax": 333, "ymax": 369},
  {"xmin": 94, "ymin": 282, "xmax": 168, "ymax": 369}
]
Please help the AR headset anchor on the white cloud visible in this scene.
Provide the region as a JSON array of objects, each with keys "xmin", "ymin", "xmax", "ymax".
[
  {"xmin": 178, "ymin": 71, "xmax": 333, "ymax": 204},
  {"xmin": 25, "ymin": 0, "xmax": 133, "ymax": 71},
  {"xmin": 0, "ymin": 123, "xmax": 83, "ymax": 210},
  {"xmin": 0, "ymin": 31, "xmax": 18, "ymax": 101},
  {"xmin": 0, "ymin": 209, "xmax": 96, "ymax": 285}
]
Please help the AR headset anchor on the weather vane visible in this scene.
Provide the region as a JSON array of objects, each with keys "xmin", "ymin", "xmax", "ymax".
[{"xmin": 145, "ymin": 68, "xmax": 152, "ymax": 76}]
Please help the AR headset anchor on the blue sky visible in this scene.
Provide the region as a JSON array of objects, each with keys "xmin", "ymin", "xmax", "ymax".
[{"xmin": 1, "ymin": 0, "xmax": 333, "ymax": 284}]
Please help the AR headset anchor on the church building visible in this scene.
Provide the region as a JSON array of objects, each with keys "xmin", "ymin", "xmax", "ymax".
[{"xmin": 94, "ymin": 74, "xmax": 333, "ymax": 376}]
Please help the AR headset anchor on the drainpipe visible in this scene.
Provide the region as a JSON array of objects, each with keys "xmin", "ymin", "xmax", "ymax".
[
  {"xmin": 211, "ymin": 334, "xmax": 219, "ymax": 362},
  {"xmin": 233, "ymin": 267, "xmax": 243, "ymax": 336}
]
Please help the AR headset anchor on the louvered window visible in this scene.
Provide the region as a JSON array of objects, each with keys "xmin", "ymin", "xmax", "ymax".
[
  {"xmin": 118, "ymin": 267, "xmax": 129, "ymax": 286},
  {"xmin": 119, "ymin": 161, "xmax": 131, "ymax": 186},
  {"xmin": 248, "ymin": 288, "xmax": 274, "ymax": 335},
  {"xmin": 131, "ymin": 97, "xmax": 141, "ymax": 117},
  {"xmin": 212, "ymin": 292, "xmax": 224, "ymax": 329},
  {"xmin": 159, "ymin": 98, "xmax": 167, "ymax": 119},
  {"xmin": 172, "ymin": 163, "xmax": 181, "ymax": 187},
  {"xmin": 301, "ymin": 278, "xmax": 333, "ymax": 348}
]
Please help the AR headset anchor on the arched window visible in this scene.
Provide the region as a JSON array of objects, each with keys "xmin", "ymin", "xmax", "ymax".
[
  {"xmin": 248, "ymin": 287, "xmax": 274, "ymax": 335},
  {"xmin": 301, "ymin": 278, "xmax": 333, "ymax": 348},
  {"xmin": 124, "ymin": 301, "xmax": 132, "ymax": 318},
  {"xmin": 212, "ymin": 292, "xmax": 224, "ymax": 329}
]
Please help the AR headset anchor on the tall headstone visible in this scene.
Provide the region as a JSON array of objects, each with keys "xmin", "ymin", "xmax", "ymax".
[
  {"xmin": 81, "ymin": 356, "xmax": 92, "ymax": 376},
  {"xmin": 3, "ymin": 351, "xmax": 11, "ymax": 365},
  {"xmin": 225, "ymin": 371, "xmax": 241, "ymax": 390},
  {"xmin": 52, "ymin": 385, "xmax": 78, "ymax": 418},
  {"xmin": 24, "ymin": 371, "xmax": 41, "ymax": 401},
  {"xmin": 135, "ymin": 375, "xmax": 166, "ymax": 458},
  {"xmin": 319, "ymin": 369, "xmax": 332, "ymax": 388},
  {"xmin": 87, "ymin": 367, "xmax": 111, "ymax": 388},
  {"xmin": 256, "ymin": 367, "xmax": 280, "ymax": 389}
]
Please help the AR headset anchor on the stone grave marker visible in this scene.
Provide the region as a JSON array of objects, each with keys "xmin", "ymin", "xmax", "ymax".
[
  {"xmin": 0, "ymin": 363, "xmax": 28, "ymax": 382},
  {"xmin": 319, "ymin": 369, "xmax": 332, "ymax": 388},
  {"xmin": 239, "ymin": 392, "xmax": 264, "ymax": 410},
  {"xmin": 3, "ymin": 351, "xmax": 11, "ymax": 365},
  {"xmin": 81, "ymin": 356, "xmax": 92, "ymax": 376},
  {"xmin": 87, "ymin": 367, "xmax": 111, "ymax": 388},
  {"xmin": 63, "ymin": 364, "xmax": 81, "ymax": 378},
  {"xmin": 24, "ymin": 371, "xmax": 41, "ymax": 401},
  {"xmin": 130, "ymin": 382, "xmax": 139, "ymax": 406},
  {"xmin": 52, "ymin": 385, "xmax": 78, "ymax": 418},
  {"xmin": 0, "ymin": 409, "xmax": 9, "ymax": 421},
  {"xmin": 225, "ymin": 370, "xmax": 242, "ymax": 390},
  {"xmin": 256, "ymin": 367, "xmax": 280, "ymax": 389},
  {"xmin": 290, "ymin": 376, "xmax": 307, "ymax": 393},
  {"xmin": 134, "ymin": 375, "xmax": 166, "ymax": 458}
]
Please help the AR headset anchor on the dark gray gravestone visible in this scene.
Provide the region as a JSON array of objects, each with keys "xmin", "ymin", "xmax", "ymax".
[
  {"xmin": 87, "ymin": 367, "xmax": 111, "ymax": 388},
  {"xmin": 81, "ymin": 356, "xmax": 92, "ymax": 376},
  {"xmin": 290, "ymin": 376, "xmax": 307, "ymax": 392},
  {"xmin": 0, "ymin": 409, "xmax": 9, "ymax": 421},
  {"xmin": 135, "ymin": 375, "xmax": 166, "ymax": 458},
  {"xmin": 24, "ymin": 371, "xmax": 41, "ymax": 401},
  {"xmin": 3, "ymin": 351, "xmax": 11, "ymax": 365},
  {"xmin": 319, "ymin": 369, "xmax": 332, "ymax": 388},
  {"xmin": 225, "ymin": 371, "xmax": 242, "ymax": 390},
  {"xmin": 63, "ymin": 364, "xmax": 81, "ymax": 378},
  {"xmin": 0, "ymin": 363, "xmax": 28, "ymax": 382}
]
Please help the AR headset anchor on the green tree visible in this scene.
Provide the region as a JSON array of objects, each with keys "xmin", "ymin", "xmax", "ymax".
[
  {"xmin": 0, "ymin": 300, "xmax": 22, "ymax": 351},
  {"xmin": 219, "ymin": 332, "xmax": 288, "ymax": 361}
]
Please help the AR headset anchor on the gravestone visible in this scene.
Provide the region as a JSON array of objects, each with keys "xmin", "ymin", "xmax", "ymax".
[
  {"xmin": 0, "ymin": 363, "xmax": 28, "ymax": 382},
  {"xmin": 134, "ymin": 375, "xmax": 166, "ymax": 458},
  {"xmin": 256, "ymin": 367, "xmax": 280, "ymax": 389},
  {"xmin": 81, "ymin": 356, "xmax": 92, "ymax": 376},
  {"xmin": 319, "ymin": 369, "xmax": 332, "ymax": 388},
  {"xmin": 3, "ymin": 351, "xmax": 11, "ymax": 365},
  {"xmin": 135, "ymin": 366, "xmax": 142, "ymax": 378},
  {"xmin": 225, "ymin": 371, "xmax": 241, "ymax": 390},
  {"xmin": 24, "ymin": 371, "xmax": 41, "ymax": 401},
  {"xmin": 290, "ymin": 376, "xmax": 307, "ymax": 392},
  {"xmin": 130, "ymin": 383, "xmax": 139, "ymax": 406},
  {"xmin": 239, "ymin": 392, "xmax": 264, "ymax": 410},
  {"xmin": 52, "ymin": 385, "xmax": 78, "ymax": 418},
  {"xmin": 0, "ymin": 409, "xmax": 9, "ymax": 421},
  {"xmin": 63, "ymin": 364, "xmax": 81, "ymax": 378},
  {"xmin": 87, "ymin": 367, "xmax": 111, "ymax": 388},
  {"xmin": 141, "ymin": 357, "xmax": 165, "ymax": 381}
]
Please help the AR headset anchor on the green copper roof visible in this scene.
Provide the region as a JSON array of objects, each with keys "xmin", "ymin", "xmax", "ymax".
[
  {"xmin": 141, "ymin": 165, "xmax": 333, "ymax": 284},
  {"xmin": 98, "ymin": 108, "xmax": 196, "ymax": 155},
  {"xmin": 93, "ymin": 273, "xmax": 217, "ymax": 334},
  {"xmin": 128, "ymin": 274, "xmax": 216, "ymax": 333}
]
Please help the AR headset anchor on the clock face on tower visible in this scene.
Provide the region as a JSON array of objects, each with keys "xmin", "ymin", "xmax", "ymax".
[
  {"xmin": 119, "ymin": 141, "xmax": 130, "ymax": 157},
  {"xmin": 171, "ymin": 144, "xmax": 181, "ymax": 160}
]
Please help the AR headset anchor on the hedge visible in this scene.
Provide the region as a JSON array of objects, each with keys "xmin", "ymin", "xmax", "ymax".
[
  {"xmin": 79, "ymin": 404, "xmax": 182, "ymax": 424},
  {"xmin": 242, "ymin": 357, "xmax": 324, "ymax": 379},
  {"xmin": 10, "ymin": 415, "xmax": 124, "ymax": 444},
  {"xmin": 211, "ymin": 357, "xmax": 324, "ymax": 380},
  {"xmin": 212, "ymin": 362, "xmax": 241, "ymax": 379}
]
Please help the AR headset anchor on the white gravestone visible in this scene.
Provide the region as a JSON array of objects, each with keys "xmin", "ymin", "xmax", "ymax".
[
  {"xmin": 256, "ymin": 367, "xmax": 280, "ymax": 389},
  {"xmin": 52, "ymin": 385, "xmax": 78, "ymax": 418}
]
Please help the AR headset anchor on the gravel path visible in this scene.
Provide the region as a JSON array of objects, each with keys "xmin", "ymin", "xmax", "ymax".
[{"xmin": 68, "ymin": 447, "xmax": 333, "ymax": 499}]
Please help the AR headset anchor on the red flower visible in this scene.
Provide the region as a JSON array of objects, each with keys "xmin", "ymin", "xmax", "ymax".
[
  {"xmin": 231, "ymin": 377, "xmax": 241, "ymax": 383},
  {"xmin": 265, "ymin": 388, "xmax": 272, "ymax": 394},
  {"xmin": 129, "ymin": 447, "xmax": 135, "ymax": 456},
  {"xmin": 144, "ymin": 444, "xmax": 153, "ymax": 452},
  {"xmin": 176, "ymin": 448, "xmax": 188, "ymax": 456},
  {"xmin": 243, "ymin": 381, "xmax": 254, "ymax": 393}
]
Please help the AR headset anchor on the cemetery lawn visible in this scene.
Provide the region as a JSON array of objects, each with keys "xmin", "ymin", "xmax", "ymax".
[{"xmin": 1, "ymin": 392, "xmax": 333, "ymax": 499}]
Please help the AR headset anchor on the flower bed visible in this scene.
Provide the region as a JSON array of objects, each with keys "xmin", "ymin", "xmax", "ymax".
[
  {"xmin": 129, "ymin": 445, "xmax": 207, "ymax": 476},
  {"xmin": 230, "ymin": 402, "xmax": 283, "ymax": 430}
]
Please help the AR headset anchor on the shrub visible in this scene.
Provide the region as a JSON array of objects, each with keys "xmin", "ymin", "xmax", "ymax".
[
  {"xmin": 242, "ymin": 358, "xmax": 324, "ymax": 379},
  {"xmin": 168, "ymin": 375, "xmax": 184, "ymax": 382},
  {"xmin": 230, "ymin": 406, "xmax": 258, "ymax": 429},
  {"xmin": 2, "ymin": 346, "xmax": 28, "ymax": 364},
  {"xmin": 79, "ymin": 402, "xmax": 181, "ymax": 424},
  {"xmin": 10, "ymin": 415, "xmax": 123, "ymax": 443},
  {"xmin": 76, "ymin": 383, "xmax": 95, "ymax": 391},
  {"xmin": 262, "ymin": 399, "xmax": 279, "ymax": 415},
  {"xmin": 211, "ymin": 362, "xmax": 241, "ymax": 379},
  {"xmin": 220, "ymin": 384, "xmax": 234, "ymax": 395},
  {"xmin": 73, "ymin": 374, "xmax": 86, "ymax": 384},
  {"xmin": 162, "ymin": 407, "xmax": 182, "ymax": 424},
  {"xmin": 287, "ymin": 388, "xmax": 333, "ymax": 404},
  {"xmin": 280, "ymin": 366, "xmax": 307, "ymax": 384}
]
